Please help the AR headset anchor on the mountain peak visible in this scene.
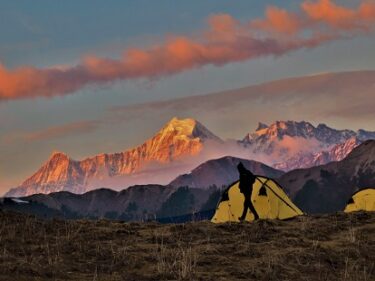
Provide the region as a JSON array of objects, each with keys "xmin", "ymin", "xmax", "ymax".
[
  {"xmin": 7, "ymin": 117, "xmax": 224, "ymax": 197},
  {"xmin": 245, "ymin": 120, "xmax": 358, "ymax": 141},
  {"xmin": 273, "ymin": 120, "xmax": 313, "ymax": 129},
  {"xmin": 317, "ymin": 123, "xmax": 329, "ymax": 129},
  {"xmin": 247, "ymin": 120, "xmax": 315, "ymax": 140},
  {"xmin": 164, "ymin": 117, "xmax": 198, "ymax": 135},
  {"xmin": 356, "ymin": 129, "xmax": 375, "ymax": 141},
  {"xmin": 256, "ymin": 122, "xmax": 268, "ymax": 131},
  {"xmin": 49, "ymin": 151, "xmax": 70, "ymax": 161},
  {"xmin": 161, "ymin": 117, "xmax": 221, "ymax": 142},
  {"xmin": 240, "ymin": 120, "xmax": 369, "ymax": 159}
]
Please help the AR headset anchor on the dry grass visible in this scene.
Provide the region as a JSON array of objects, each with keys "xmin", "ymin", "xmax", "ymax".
[{"xmin": 0, "ymin": 209, "xmax": 374, "ymax": 281}]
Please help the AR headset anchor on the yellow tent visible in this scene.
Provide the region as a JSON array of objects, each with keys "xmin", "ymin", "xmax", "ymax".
[
  {"xmin": 344, "ymin": 188, "xmax": 375, "ymax": 213},
  {"xmin": 211, "ymin": 163, "xmax": 303, "ymax": 223}
]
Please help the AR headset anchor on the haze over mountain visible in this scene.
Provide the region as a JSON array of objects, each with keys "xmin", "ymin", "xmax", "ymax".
[{"xmin": 274, "ymin": 137, "xmax": 362, "ymax": 171}]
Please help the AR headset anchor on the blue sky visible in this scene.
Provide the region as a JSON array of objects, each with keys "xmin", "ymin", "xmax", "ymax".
[{"xmin": 0, "ymin": 0, "xmax": 374, "ymax": 194}]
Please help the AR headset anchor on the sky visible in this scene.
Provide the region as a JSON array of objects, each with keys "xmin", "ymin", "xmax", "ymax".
[{"xmin": 1, "ymin": 0, "xmax": 375, "ymax": 194}]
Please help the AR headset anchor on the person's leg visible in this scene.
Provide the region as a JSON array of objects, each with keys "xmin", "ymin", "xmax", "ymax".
[
  {"xmin": 239, "ymin": 199, "xmax": 250, "ymax": 221},
  {"xmin": 248, "ymin": 200, "xmax": 259, "ymax": 220}
]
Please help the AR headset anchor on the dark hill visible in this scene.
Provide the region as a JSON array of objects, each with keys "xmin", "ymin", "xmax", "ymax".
[
  {"xmin": 280, "ymin": 140, "xmax": 375, "ymax": 213},
  {"xmin": 170, "ymin": 156, "xmax": 284, "ymax": 188}
]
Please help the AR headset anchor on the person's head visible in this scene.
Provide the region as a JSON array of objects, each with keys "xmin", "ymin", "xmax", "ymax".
[{"xmin": 237, "ymin": 162, "xmax": 256, "ymax": 185}]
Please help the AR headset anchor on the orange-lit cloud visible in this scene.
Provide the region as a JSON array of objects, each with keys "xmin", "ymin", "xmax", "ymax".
[
  {"xmin": 302, "ymin": 0, "xmax": 375, "ymax": 29},
  {"xmin": 1, "ymin": 0, "xmax": 374, "ymax": 101},
  {"xmin": 252, "ymin": 6, "xmax": 302, "ymax": 35}
]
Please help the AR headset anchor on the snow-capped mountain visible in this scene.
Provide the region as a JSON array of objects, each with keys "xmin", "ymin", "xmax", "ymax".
[
  {"xmin": 240, "ymin": 121, "xmax": 375, "ymax": 168},
  {"xmin": 241, "ymin": 121, "xmax": 356, "ymax": 154},
  {"xmin": 6, "ymin": 117, "xmax": 222, "ymax": 197}
]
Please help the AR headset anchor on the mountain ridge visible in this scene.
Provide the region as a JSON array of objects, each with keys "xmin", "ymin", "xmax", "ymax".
[
  {"xmin": 3, "ymin": 141, "xmax": 375, "ymax": 218},
  {"xmin": 170, "ymin": 156, "xmax": 283, "ymax": 189},
  {"xmin": 6, "ymin": 117, "xmax": 375, "ymax": 197},
  {"xmin": 6, "ymin": 117, "xmax": 222, "ymax": 197}
]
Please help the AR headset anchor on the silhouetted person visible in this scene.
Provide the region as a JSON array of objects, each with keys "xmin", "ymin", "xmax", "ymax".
[{"xmin": 237, "ymin": 162, "xmax": 259, "ymax": 221}]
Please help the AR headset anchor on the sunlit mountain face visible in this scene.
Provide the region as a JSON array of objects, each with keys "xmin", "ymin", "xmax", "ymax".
[{"xmin": 6, "ymin": 118, "xmax": 223, "ymax": 196}]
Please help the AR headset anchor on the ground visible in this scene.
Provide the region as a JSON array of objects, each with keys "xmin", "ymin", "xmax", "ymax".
[{"xmin": 0, "ymin": 210, "xmax": 374, "ymax": 281}]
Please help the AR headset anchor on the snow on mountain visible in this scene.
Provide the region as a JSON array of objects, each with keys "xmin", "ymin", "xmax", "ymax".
[
  {"xmin": 240, "ymin": 121, "xmax": 375, "ymax": 168},
  {"xmin": 240, "ymin": 121, "xmax": 356, "ymax": 154},
  {"xmin": 6, "ymin": 117, "xmax": 223, "ymax": 197},
  {"xmin": 357, "ymin": 129, "xmax": 375, "ymax": 140}
]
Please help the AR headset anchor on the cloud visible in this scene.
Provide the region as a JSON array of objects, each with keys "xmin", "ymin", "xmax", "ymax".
[
  {"xmin": 253, "ymin": 0, "xmax": 375, "ymax": 34},
  {"xmin": 251, "ymin": 6, "xmax": 303, "ymax": 35},
  {"xmin": 22, "ymin": 120, "xmax": 100, "ymax": 142},
  {"xmin": 83, "ymin": 139, "xmax": 276, "ymax": 189},
  {"xmin": 302, "ymin": 0, "xmax": 375, "ymax": 29},
  {"xmin": 1, "ymin": 0, "xmax": 375, "ymax": 101},
  {"xmin": 273, "ymin": 135, "xmax": 323, "ymax": 156}
]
